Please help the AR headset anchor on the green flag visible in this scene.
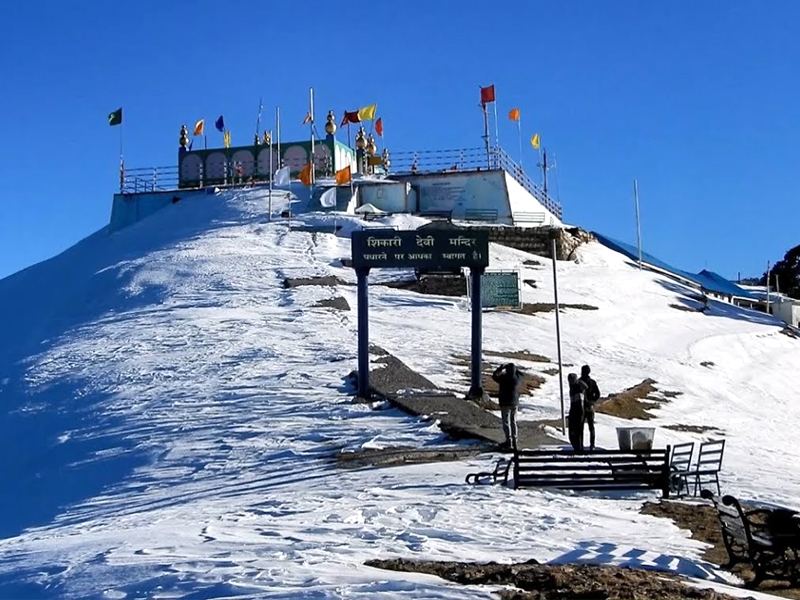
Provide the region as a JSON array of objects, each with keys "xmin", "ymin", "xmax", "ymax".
[{"xmin": 108, "ymin": 108, "xmax": 123, "ymax": 126}]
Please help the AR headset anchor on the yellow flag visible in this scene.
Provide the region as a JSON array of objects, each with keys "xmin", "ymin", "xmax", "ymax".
[
  {"xmin": 530, "ymin": 133, "xmax": 540, "ymax": 149},
  {"xmin": 223, "ymin": 130, "xmax": 231, "ymax": 148},
  {"xmin": 193, "ymin": 119, "xmax": 204, "ymax": 136},
  {"xmin": 357, "ymin": 104, "xmax": 377, "ymax": 121},
  {"xmin": 335, "ymin": 165, "xmax": 352, "ymax": 186},
  {"xmin": 509, "ymin": 108, "xmax": 520, "ymax": 121},
  {"xmin": 298, "ymin": 162, "xmax": 313, "ymax": 186}
]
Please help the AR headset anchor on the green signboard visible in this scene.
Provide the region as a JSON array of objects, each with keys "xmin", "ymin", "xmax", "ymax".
[
  {"xmin": 351, "ymin": 227, "xmax": 489, "ymax": 271},
  {"xmin": 479, "ymin": 271, "xmax": 521, "ymax": 308}
]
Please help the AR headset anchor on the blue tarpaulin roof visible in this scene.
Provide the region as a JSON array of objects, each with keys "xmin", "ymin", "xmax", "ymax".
[{"xmin": 592, "ymin": 232, "xmax": 758, "ymax": 300}]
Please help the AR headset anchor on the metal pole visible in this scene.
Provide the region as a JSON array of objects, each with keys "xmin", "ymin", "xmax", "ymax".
[
  {"xmin": 268, "ymin": 135, "xmax": 273, "ymax": 221},
  {"xmin": 357, "ymin": 268, "xmax": 370, "ymax": 399},
  {"xmin": 482, "ymin": 103, "xmax": 490, "ymax": 169},
  {"xmin": 766, "ymin": 261, "xmax": 771, "ymax": 315},
  {"xmin": 542, "ymin": 149, "xmax": 548, "ymax": 196},
  {"xmin": 551, "ymin": 234, "xmax": 566, "ymax": 434},
  {"xmin": 634, "ymin": 179, "xmax": 642, "ymax": 269},
  {"xmin": 310, "ymin": 87, "xmax": 315, "ymax": 186},
  {"xmin": 469, "ymin": 267, "xmax": 485, "ymax": 398},
  {"xmin": 517, "ymin": 117, "xmax": 523, "ymax": 171},
  {"xmin": 276, "ymin": 107, "xmax": 281, "ymax": 168}
]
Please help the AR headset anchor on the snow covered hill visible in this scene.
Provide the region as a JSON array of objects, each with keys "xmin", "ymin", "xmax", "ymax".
[{"xmin": 0, "ymin": 187, "xmax": 796, "ymax": 599}]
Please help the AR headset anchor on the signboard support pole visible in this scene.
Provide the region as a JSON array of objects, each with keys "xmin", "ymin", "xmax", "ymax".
[
  {"xmin": 357, "ymin": 268, "xmax": 370, "ymax": 399},
  {"xmin": 468, "ymin": 267, "xmax": 485, "ymax": 398},
  {"xmin": 551, "ymin": 234, "xmax": 566, "ymax": 435}
]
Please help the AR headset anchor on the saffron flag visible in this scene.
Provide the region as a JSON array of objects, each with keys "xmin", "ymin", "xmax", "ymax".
[
  {"xmin": 480, "ymin": 85, "xmax": 495, "ymax": 104},
  {"xmin": 274, "ymin": 165, "xmax": 290, "ymax": 186},
  {"xmin": 509, "ymin": 108, "xmax": 520, "ymax": 121},
  {"xmin": 319, "ymin": 187, "xmax": 337, "ymax": 208},
  {"xmin": 530, "ymin": 133, "xmax": 540, "ymax": 149},
  {"xmin": 340, "ymin": 110, "xmax": 360, "ymax": 127},
  {"xmin": 108, "ymin": 108, "xmax": 122, "ymax": 126},
  {"xmin": 335, "ymin": 165, "xmax": 352, "ymax": 186},
  {"xmin": 223, "ymin": 130, "xmax": 231, "ymax": 148},
  {"xmin": 193, "ymin": 119, "xmax": 204, "ymax": 136},
  {"xmin": 298, "ymin": 162, "xmax": 313, "ymax": 186},
  {"xmin": 302, "ymin": 112, "xmax": 312, "ymax": 125},
  {"xmin": 375, "ymin": 117, "xmax": 383, "ymax": 137},
  {"xmin": 357, "ymin": 104, "xmax": 377, "ymax": 121},
  {"xmin": 215, "ymin": 115, "xmax": 225, "ymax": 132}
]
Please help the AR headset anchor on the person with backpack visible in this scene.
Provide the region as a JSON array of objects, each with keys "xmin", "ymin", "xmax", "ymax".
[
  {"xmin": 567, "ymin": 373, "xmax": 587, "ymax": 452},
  {"xmin": 492, "ymin": 363, "xmax": 524, "ymax": 450},
  {"xmin": 580, "ymin": 364, "xmax": 601, "ymax": 452}
]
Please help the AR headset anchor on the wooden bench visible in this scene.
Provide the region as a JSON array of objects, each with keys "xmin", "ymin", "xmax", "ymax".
[
  {"xmin": 464, "ymin": 208, "xmax": 499, "ymax": 222},
  {"xmin": 511, "ymin": 448, "xmax": 672, "ymax": 496},
  {"xmin": 701, "ymin": 490, "xmax": 800, "ymax": 586}
]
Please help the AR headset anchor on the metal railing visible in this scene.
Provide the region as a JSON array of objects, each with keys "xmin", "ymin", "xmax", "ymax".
[
  {"xmin": 120, "ymin": 166, "xmax": 179, "ymax": 194},
  {"xmin": 390, "ymin": 146, "xmax": 561, "ymax": 218}
]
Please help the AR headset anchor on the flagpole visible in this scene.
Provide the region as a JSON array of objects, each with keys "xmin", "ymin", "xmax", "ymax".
[
  {"xmin": 204, "ymin": 135, "xmax": 207, "ymax": 150},
  {"xmin": 482, "ymin": 102, "xmax": 490, "ymax": 169},
  {"xmin": 255, "ymin": 96, "xmax": 262, "ymax": 138},
  {"xmin": 276, "ymin": 107, "xmax": 281, "ymax": 168},
  {"xmin": 119, "ymin": 116, "xmax": 124, "ymax": 192},
  {"xmin": 634, "ymin": 179, "xmax": 642, "ymax": 270},
  {"xmin": 492, "ymin": 96, "xmax": 499, "ymax": 167},
  {"xmin": 309, "ymin": 87, "xmax": 315, "ymax": 186},
  {"xmin": 268, "ymin": 131, "xmax": 273, "ymax": 222},
  {"xmin": 517, "ymin": 116, "xmax": 522, "ymax": 170}
]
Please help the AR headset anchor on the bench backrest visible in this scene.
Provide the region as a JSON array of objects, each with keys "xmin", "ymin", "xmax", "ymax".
[
  {"xmin": 701, "ymin": 490, "xmax": 748, "ymax": 542},
  {"xmin": 696, "ymin": 439, "xmax": 725, "ymax": 473},
  {"xmin": 670, "ymin": 442, "xmax": 694, "ymax": 472},
  {"xmin": 464, "ymin": 208, "xmax": 498, "ymax": 222},
  {"xmin": 513, "ymin": 448, "xmax": 670, "ymax": 493},
  {"xmin": 512, "ymin": 211, "xmax": 546, "ymax": 225}
]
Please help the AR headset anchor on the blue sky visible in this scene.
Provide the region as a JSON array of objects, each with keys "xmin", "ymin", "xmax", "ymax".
[{"xmin": 1, "ymin": 0, "xmax": 797, "ymax": 281}]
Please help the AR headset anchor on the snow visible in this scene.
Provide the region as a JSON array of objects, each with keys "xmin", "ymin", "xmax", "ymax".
[{"xmin": 0, "ymin": 187, "xmax": 797, "ymax": 598}]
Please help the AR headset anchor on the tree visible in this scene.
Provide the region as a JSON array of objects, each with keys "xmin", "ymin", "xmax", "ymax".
[{"xmin": 760, "ymin": 243, "xmax": 800, "ymax": 299}]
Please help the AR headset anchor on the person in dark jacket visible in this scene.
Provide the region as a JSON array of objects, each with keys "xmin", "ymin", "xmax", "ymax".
[
  {"xmin": 567, "ymin": 373, "xmax": 587, "ymax": 452},
  {"xmin": 580, "ymin": 365, "xmax": 601, "ymax": 451},
  {"xmin": 492, "ymin": 363, "xmax": 524, "ymax": 450}
]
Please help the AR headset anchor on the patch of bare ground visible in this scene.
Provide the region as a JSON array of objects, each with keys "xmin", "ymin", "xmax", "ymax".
[
  {"xmin": 485, "ymin": 350, "xmax": 551, "ymax": 363},
  {"xmin": 523, "ymin": 259, "xmax": 544, "ymax": 267},
  {"xmin": 701, "ymin": 361, "xmax": 715, "ymax": 368},
  {"xmin": 542, "ymin": 368, "xmax": 560, "ymax": 376},
  {"xmin": 337, "ymin": 446, "xmax": 487, "ymax": 469},
  {"xmin": 453, "ymin": 354, "xmax": 546, "ymax": 409},
  {"xmin": 382, "ymin": 274, "xmax": 466, "ymax": 297},
  {"xmin": 595, "ymin": 379, "xmax": 664, "ymax": 420},
  {"xmin": 663, "ymin": 424, "xmax": 723, "ymax": 434},
  {"xmin": 366, "ymin": 558, "xmax": 747, "ymax": 600},
  {"xmin": 782, "ymin": 327, "xmax": 799, "ymax": 340},
  {"xmin": 312, "ymin": 296, "xmax": 350, "ymax": 310},
  {"xmin": 524, "ymin": 279, "xmax": 537, "ymax": 288},
  {"xmin": 283, "ymin": 275, "xmax": 347, "ymax": 288},
  {"xmin": 670, "ymin": 302, "xmax": 703, "ymax": 312},
  {"xmin": 641, "ymin": 501, "xmax": 800, "ymax": 597},
  {"xmin": 506, "ymin": 303, "xmax": 599, "ymax": 315}
]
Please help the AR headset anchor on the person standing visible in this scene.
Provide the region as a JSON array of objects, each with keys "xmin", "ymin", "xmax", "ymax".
[
  {"xmin": 567, "ymin": 373, "xmax": 587, "ymax": 452},
  {"xmin": 492, "ymin": 363, "xmax": 524, "ymax": 450},
  {"xmin": 580, "ymin": 365, "xmax": 601, "ymax": 452}
]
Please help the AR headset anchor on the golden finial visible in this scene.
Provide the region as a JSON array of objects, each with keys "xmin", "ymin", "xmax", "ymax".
[
  {"xmin": 381, "ymin": 147, "xmax": 391, "ymax": 170},
  {"xmin": 366, "ymin": 133, "xmax": 377, "ymax": 156},
  {"xmin": 179, "ymin": 124, "xmax": 189, "ymax": 149},
  {"xmin": 264, "ymin": 130, "xmax": 271, "ymax": 145},
  {"xmin": 325, "ymin": 110, "xmax": 337, "ymax": 136},
  {"xmin": 355, "ymin": 126, "xmax": 367, "ymax": 150},
  {"xmin": 254, "ymin": 133, "xmax": 261, "ymax": 146}
]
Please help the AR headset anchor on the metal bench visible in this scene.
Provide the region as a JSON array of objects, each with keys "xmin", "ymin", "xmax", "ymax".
[
  {"xmin": 701, "ymin": 490, "xmax": 800, "ymax": 586},
  {"xmin": 512, "ymin": 211, "xmax": 546, "ymax": 225},
  {"xmin": 465, "ymin": 456, "xmax": 512, "ymax": 485},
  {"xmin": 680, "ymin": 439, "xmax": 725, "ymax": 496},
  {"xmin": 669, "ymin": 441, "xmax": 695, "ymax": 496},
  {"xmin": 464, "ymin": 208, "xmax": 499, "ymax": 222},
  {"xmin": 510, "ymin": 448, "xmax": 672, "ymax": 496}
]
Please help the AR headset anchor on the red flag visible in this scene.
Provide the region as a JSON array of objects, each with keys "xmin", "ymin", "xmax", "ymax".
[
  {"xmin": 340, "ymin": 110, "xmax": 360, "ymax": 127},
  {"xmin": 480, "ymin": 84, "xmax": 495, "ymax": 104},
  {"xmin": 375, "ymin": 117, "xmax": 383, "ymax": 137}
]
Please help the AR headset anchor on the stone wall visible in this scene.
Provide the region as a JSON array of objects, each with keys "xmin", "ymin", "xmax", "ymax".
[{"xmin": 480, "ymin": 226, "xmax": 594, "ymax": 260}]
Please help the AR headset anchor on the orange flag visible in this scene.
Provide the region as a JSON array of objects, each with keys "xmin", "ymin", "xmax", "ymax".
[
  {"xmin": 375, "ymin": 117, "xmax": 384, "ymax": 137},
  {"xmin": 335, "ymin": 165, "xmax": 352, "ymax": 186},
  {"xmin": 508, "ymin": 108, "xmax": 520, "ymax": 121},
  {"xmin": 298, "ymin": 162, "xmax": 313, "ymax": 186}
]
